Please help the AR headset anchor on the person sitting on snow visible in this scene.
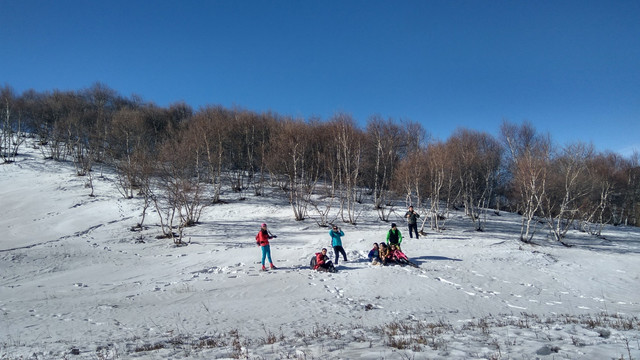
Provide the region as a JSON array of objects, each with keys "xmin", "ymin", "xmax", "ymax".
[
  {"xmin": 379, "ymin": 243, "xmax": 394, "ymax": 266},
  {"xmin": 312, "ymin": 248, "xmax": 336, "ymax": 273},
  {"xmin": 368, "ymin": 243, "xmax": 381, "ymax": 265},
  {"xmin": 390, "ymin": 244, "xmax": 418, "ymax": 267}
]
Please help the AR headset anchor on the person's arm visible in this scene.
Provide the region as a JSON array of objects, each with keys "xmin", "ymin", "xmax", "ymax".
[{"xmin": 398, "ymin": 231, "xmax": 403, "ymax": 244}]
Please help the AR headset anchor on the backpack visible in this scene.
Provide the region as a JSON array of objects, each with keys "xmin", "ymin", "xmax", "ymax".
[{"xmin": 309, "ymin": 255, "xmax": 317, "ymax": 269}]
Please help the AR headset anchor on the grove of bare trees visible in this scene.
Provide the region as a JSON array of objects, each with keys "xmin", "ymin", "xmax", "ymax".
[{"xmin": 2, "ymin": 84, "xmax": 639, "ymax": 245}]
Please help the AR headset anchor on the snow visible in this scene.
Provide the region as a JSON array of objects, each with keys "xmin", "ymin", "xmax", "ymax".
[{"xmin": 2, "ymin": 144, "xmax": 639, "ymax": 359}]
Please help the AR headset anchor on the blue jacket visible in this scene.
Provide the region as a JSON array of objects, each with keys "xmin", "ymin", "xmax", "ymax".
[{"xmin": 330, "ymin": 229, "xmax": 345, "ymax": 247}]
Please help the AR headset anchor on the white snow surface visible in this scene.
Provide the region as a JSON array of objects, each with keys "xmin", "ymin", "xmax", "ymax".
[{"xmin": 2, "ymin": 145, "xmax": 640, "ymax": 360}]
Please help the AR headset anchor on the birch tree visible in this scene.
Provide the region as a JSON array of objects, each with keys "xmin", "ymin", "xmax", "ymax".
[
  {"xmin": 329, "ymin": 113, "xmax": 363, "ymax": 224},
  {"xmin": 501, "ymin": 121, "xmax": 551, "ymax": 243}
]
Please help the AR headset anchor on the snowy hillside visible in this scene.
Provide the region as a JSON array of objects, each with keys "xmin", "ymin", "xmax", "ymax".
[{"xmin": 2, "ymin": 145, "xmax": 639, "ymax": 360}]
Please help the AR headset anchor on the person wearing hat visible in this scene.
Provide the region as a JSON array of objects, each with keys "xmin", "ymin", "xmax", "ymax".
[
  {"xmin": 386, "ymin": 223, "xmax": 403, "ymax": 251},
  {"xmin": 256, "ymin": 223, "xmax": 277, "ymax": 271}
]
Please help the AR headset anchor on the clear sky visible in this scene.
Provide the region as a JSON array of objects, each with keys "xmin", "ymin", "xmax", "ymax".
[{"xmin": 1, "ymin": 0, "xmax": 639, "ymax": 156}]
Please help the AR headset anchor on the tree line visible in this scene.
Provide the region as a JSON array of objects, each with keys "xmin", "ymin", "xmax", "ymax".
[{"xmin": 1, "ymin": 83, "xmax": 638, "ymax": 245}]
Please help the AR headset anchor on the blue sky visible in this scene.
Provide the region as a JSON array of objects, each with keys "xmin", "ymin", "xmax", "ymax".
[{"xmin": 1, "ymin": 0, "xmax": 639, "ymax": 156}]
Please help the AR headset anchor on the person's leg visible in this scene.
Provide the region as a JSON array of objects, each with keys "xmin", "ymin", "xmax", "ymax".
[
  {"xmin": 261, "ymin": 246, "xmax": 267, "ymax": 266},
  {"xmin": 413, "ymin": 223, "xmax": 419, "ymax": 239},
  {"xmin": 265, "ymin": 245, "xmax": 273, "ymax": 264},
  {"xmin": 333, "ymin": 246, "xmax": 339, "ymax": 264},
  {"xmin": 326, "ymin": 261, "xmax": 336, "ymax": 272},
  {"xmin": 340, "ymin": 246, "xmax": 347, "ymax": 261},
  {"xmin": 408, "ymin": 225, "xmax": 413, "ymax": 238}
]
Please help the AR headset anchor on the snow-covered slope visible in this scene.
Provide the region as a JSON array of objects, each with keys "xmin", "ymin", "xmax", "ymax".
[{"xmin": 2, "ymin": 146, "xmax": 639, "ymax": 359}]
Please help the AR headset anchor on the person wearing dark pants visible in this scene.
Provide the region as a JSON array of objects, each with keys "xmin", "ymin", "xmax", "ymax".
[
  {"xmin": 405, "ymin": 205, "xmax": 420, "ymax": 239},
  {"xmin": 387, "ymin": 223, "xmax": 403, "ymax": 251},
  {"xmin": 329, "ymin": 225, "xmax": 347, "ymax": 265}
]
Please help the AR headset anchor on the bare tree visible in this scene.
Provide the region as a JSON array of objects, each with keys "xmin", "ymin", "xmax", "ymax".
[
  {"xmin": 109, "ymin": 108, "xmax": 148, "ymax": 198},
  {"xmin": 617, "ymin": 152, "xmax": 640, "ymax": 227},
  {"xmin": 500, "ymin": 120, "xmax": 552, "ymax": 243},
  {"xmin": 364, "ymin": 116, "xmax": 405, "ymax": 220},
  {"xmin": 541, "ymin": 142, "xmax": 593, "ymax": 244},
  {"xmin": 426, "ymin": 141, "xmax": 457, "ymax": 231},
  {"xmin": 448, "ymin": 129, "xmax": 502, "ymax": 231},
  {"xmin": 39, "ymin": 90, "xmax": 73, "ymax": 161},
  {"xmin": 223, "ymin": 109, "xmax": 267, "ymax": 197},
  {"xmin": 266, "ymin": 118, "xmax": 325, "ymax": 220},
  {"xmin": 153, "ymin": 129, "xmax": 207, "ymax": 244},
  {"xmin": 328, "ymin": 113, "xmax": 363, "ymax": 224},
  {"xmin": 185, "ymin": 106, "xmax": 227, "ymax": 202},
  {"xmin": 0, "ymin": 85, "xmax": 24, "ymax": 163},
  {"xmin": 581, "ymin": 151, "xmax": 624, "ymax": 236}
]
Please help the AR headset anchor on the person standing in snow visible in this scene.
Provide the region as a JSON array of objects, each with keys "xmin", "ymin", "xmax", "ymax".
[
  {"xmin": 386, "ymin": 223, "xmax": 403, "ymax": 251},
  {"xmin": 329, "ymin": 225, "xmax": 348, "ymax": 265},
  {"xmin": 404, "ymin": 205, "xmax": 420, "ymax": 239},
  {"xmin": 256, "ymin": 223, "xmax": 277, "ymax": 271}
]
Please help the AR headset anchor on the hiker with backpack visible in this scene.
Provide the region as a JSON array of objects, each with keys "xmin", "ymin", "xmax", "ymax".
[
  {"xmin": 311, "ymin": 248, "xmax": 336, "ymax": 273},
  {"xmin": 386, "ymin": 223, "xmax": 403, "ymax": 251},
  {"xmin": 329, "ymin": 225, "xmax": 348, "ymax": 265},
  {"xmin": 255, "ymin": 223, "xmax": 277, "ymax": 271}
]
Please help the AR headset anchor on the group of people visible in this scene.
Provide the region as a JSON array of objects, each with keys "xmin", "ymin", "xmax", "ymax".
[
  {"xmin": 256, "ymin": 206, "xmax": 422, "ymax": 272},
  {"xmin": 367, "ymin": 242, "xmax": 417, "ymax": 267}
]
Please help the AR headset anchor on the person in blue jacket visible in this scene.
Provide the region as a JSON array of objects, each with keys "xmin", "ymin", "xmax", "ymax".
[{"xmin": 329, "ymin": 225, "xmax": 347, "ymax": 265}]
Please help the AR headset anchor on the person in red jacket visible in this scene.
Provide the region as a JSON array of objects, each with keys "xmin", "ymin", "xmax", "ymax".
[
  {"xmin": 313, "ymin": 248, "xmax": 336, "ymax": 272},
  {"xmin": 256, "ymin": 223, "xmax": 277, "ymax": 271}
]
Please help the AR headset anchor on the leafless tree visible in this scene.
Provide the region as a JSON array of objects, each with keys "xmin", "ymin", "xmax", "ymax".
[
  {"xmin": 328, "ymin": 113, "xmax": 364, "ymax": 224},
  {"xmin": 580, "ymin": 151, "xmax": 622, "ymax": 235},
  {"xmin": 541, "ymin": 142, "xmax": 593, "ymax": 244},
  {"xmin": 223, "ymin": 109, "xmax": 267, "ymax": 197},
  {"xmin": 153, "ymin": 128, "xmax": 206, "ymax": 244},
  {"xmin": 266, "ymin": 118, "xmax": 325, "ymax": 220},
  {"xmin": 448, "ymin": 129, "xmax": 502, "ymax": 231},
  {"xmin": 38, "ymin": 90, "xmax": 73, "ymax": 161},
  {"xmin": 0, "ymin": 85, "xmax": 25, "ymax": 163},
  {"xmin": 620, "ymin": 152, "xmax": 640, "ymax": 227},
  {"xmin": 186, "ymin": 106, "xmax": 227, "ymax": 202},
  {"xmin": 109, "ymin": 108, "xmax": 148, "ymax": 198},
  {"xmin": 501, "ymin": 120, "xmax": 552, "ymax": 243},
  {"xmin": 426, "ymin": 141, "xmax": 457, "ymax": 231},
  {"xmin": 363, "ymin": 116, "xmax": 405, "ymax": 220}
]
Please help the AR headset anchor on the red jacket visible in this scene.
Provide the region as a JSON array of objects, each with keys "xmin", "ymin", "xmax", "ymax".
[
  {"xmin": 256, "ymin": 230, "xmax": 271, "ymax": 246},
  {"xmin": 314, "ymin": 252, "xmax": 327, "ymax": 269}
]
